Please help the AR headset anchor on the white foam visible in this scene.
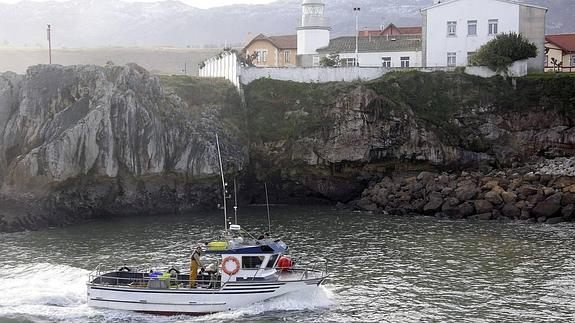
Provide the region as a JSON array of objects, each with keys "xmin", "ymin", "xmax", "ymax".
[{"xmin": 203, "ymin": 285, "xmax": 337, "ymax": 321}]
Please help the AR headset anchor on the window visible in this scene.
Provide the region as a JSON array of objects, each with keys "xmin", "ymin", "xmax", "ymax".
[
  {"xmin": 467, "ymin": 52, "xmax": 476, "ymax": 65},
  {"xmin": 447, "ymin": 21, "xmax": 457, "ymax": 36},
  {"xmin": 571, "ymin": 55, "xmax": 575, "ymax": 67},
  {"xmin": 312, "ymin": 55, "xmax": 320, "ymax": 67},
  {"xmin": 382, "ymin": 57, "xmax": 391, "ymax": 68},
  {"xmin": 488, "ymin": 19, "xmax": 498, "ymax": 35},
  {"xmin": 400, "ymin": 57, "xmax": 410, "ymax": 68},
  {"xmin": 256, "ymin": 50, "xmax": 268, "ymax": 63},
  {"xmin": 467, "ymin": 20, "xmax": 477, "ymax": 36},
  {"xmin": 242, "ymin": 256, "xmax": 265, "ymax": 269},
  {"xmin": 345, "ymin": 58, "xmax": 356, "ymax": 67},
  {"xmin": 284, "ymin": 50, "xmax": 291, "ymax": 63},
  {"xmin": 266, "ymin": 255, "xmax": 279, "ymax": 269},
  {"xmin": 447, "ymin": 52, "xmax": 457, "ymax": 67}
]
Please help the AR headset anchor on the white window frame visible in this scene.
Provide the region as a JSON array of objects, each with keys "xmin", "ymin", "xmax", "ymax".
[
  {"xmin": 312, "ymin": 55, "xmax": 320, "ymax": 67},
  {"xmin": 256, "ymin": 50, "xmax": 268, "ymax": 63},
  {"xmin": 345, "ymin": 58, "xmax": 356, "ymax": 67},
  {"xmin": 447, "ymin": 52, "xmax": 457, "ymax": 67},
  {"xmin": 400, "ymin": 57, "xmax": 410, "ymax": 68},
  {"xmin": 488, "ymin": 19, "xmax": 498, "ymax": 35},
  {"xmin": 467, "ymin": 52, "xmax": 476, "ymax": 65},
  {"xmin": 467, "ymin": 20, "xmax": 477, "ymax": 36},
  {"xmin": 571, "ymin": 55, "xmax": 575, "ymax": 67},
  {"xmin": 284, "ymin": 50, "xmax": 291, "ymax": 63},
  {"xmin": 382, "ymin": 57, "xmax": 392, "ymax": 68},
  {"xmin": 447, "ymin": 21, "xmax": 457, "ymax": 37}
]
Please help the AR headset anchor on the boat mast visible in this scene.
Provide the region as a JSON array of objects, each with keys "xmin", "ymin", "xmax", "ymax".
[
  {"xmin": 216, "ymin": 133, "xmax": 228, "ymax": 230},
  {"xmin": 265, "ymin": 182, "xmax": 271, "ymax": 235},
  {"xmin": 233, "ymin": 179, "xmax": 238, "ymax": 224}
]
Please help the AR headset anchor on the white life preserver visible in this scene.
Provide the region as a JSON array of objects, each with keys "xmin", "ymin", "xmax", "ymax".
[{"xmin": 221, "ymin": 256, "xmax": 240, "ymax": 276}]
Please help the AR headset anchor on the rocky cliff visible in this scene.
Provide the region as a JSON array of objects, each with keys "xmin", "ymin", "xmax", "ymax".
[
  {"xmin": 0, "ymin": 64, "xmax": 246, "ymax": 232},
  {"xmin": 243, "ymin": 72, "xmax": 575, "ymax": 204},
  {"xmin": 2, "ymin": 66, "xmax": 575, "ymax": 232}
]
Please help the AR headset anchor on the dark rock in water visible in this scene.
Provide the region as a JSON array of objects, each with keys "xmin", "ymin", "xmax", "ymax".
[
  {"xmin": 546, "ymin": 217, "xmax": 563, "ymax": 225},
  {"xmin": 532, "ymin": 193, "xmax": 563, "ymax": 218},
  {"xmin": 502, "ymin": 204, "xmax": 521, "ymax": 218},
  {"xmin": 456, "ymin": 202, "xmax": 475, "ymax": 219},
  {"xmin": 475, "ymin": 213, "xmax": 493, "ymax": 221},
  {"xmin": 537, "ymin": 216, "xmax": 548, "ymax": 223},
  {"xmin": 474, "ymin": 200, "xmax": 494, "ymax": 214},
  {"xmin": 562, "ymin": 193, "xmax": 575, "ymax": 206},
  {"xmin": 424, "ymin": 196, "xmax": 444, "ymax": 214},
  {"xmin": 357, "ymin": 198, "xmax": 378, "ymax": 212},
  {"xmin": 561, "ymin": 204, "xmax": 575, "ymax": 220}
]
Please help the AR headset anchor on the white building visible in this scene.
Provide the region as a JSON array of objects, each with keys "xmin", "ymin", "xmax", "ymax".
[
  {"xmin": 297, "ymin": 0, "xmax": 331, "ymax": 67},
  {"xmin": 421, "ymin": 0, "xmax": 547, "ymax": 72},
  {"xmin": 316, "ymin": 34, "xmax": 422, "ymax": 68}
]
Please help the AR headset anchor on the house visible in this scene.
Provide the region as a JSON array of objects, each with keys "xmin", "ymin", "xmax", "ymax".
[
  {"xmin": 317, "ymin": 34, "xmax": 422, "ymax": 68},
  {"xmin": 421, "ymin": 0, "xmax": 548, "ymax": 72},
  {"xmin": 545, "ymin": 34, "xmax": 575, "ymax": 72},
  {"xmin": 359, "ymin": 24, "xmax": 422, "ymax": 37},
  {"xmin": 243, "ymin": 34, "xmax": 297, "ymax": 67}
]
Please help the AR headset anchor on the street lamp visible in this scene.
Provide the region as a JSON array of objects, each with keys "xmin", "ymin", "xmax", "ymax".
[{"xmin": 353, "ymin": 7, "xmax": 361, "ymax": 67}]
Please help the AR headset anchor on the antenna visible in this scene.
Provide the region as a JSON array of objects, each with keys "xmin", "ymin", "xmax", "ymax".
[
  {"xmin": 233, "ymin": 179, "xmax": 238, "ymax": 224},
  {"xmin": 215, "ymin": 133, "xmax": 228, "ymax": 230},
  {"xmin": 47, "ymin": 24, "xmax": 52, "ymax": 64},
  {"xmin": 264, "ymin": 182, "xmax": 271, "ymax": 235}
]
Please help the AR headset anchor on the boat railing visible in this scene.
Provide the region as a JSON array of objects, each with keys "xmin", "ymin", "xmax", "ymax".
[{"xmin": 88, "ymin": 264, "xmax": 225, "ymax": 290}]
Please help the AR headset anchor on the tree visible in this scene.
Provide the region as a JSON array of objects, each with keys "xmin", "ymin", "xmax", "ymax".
[
  {"xmin": 319, "ymin": 53, "xmax": 341, "ymax": 67},
  {"xmin": 469, "ymin": 32, "xmax": 537, "ymax": 73}
]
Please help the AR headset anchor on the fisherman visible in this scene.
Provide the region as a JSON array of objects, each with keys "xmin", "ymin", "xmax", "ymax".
[{"xmin": 189, "ymin": 245, "xmax": 204, "ymax": 288}]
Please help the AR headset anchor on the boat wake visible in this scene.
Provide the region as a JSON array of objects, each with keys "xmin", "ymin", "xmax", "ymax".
[{"xmin": 0, "ymin": 263, "xmax": 336, "ymax": 322}]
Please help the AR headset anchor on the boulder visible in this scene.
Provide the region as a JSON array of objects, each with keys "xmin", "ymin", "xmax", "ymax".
[
  {"xmin": 485, "ymin": 191, "xmax": 503, "ymax": 205},
  {"xmin": 537, "ymin": 216, "xmax": 547, "ymax": 223},
  {"xmin": 551, "ymin": 176, "xmax": 575, "ymax": 189},
  {"xmin": 477, "ymin": 213, "xmax": 493, "ymax": 221},
  {"xmin": 546, "ymin": 217, "xmax": 563, "ymax": 225},
  {"xmin": 357, "ymin": 198, "xmax": 378, "ymax": 212},
  {"xmin": 501, "ymin": 191, "xmax": 518, "ymax": 204},
  {"xmin": 543, "ymin": 187, "xmax": 555, "ymax": 196},
  {"xmin": 456, "ymin": 202, "xmax": 475, "ymax": 219},
  {"xmin": 455, "ymin": 183, "xmax": 479, "ymax": 201},
  {"xmin": 474, "ymin": 200, "xmax": 494, "ymax": 214},
  {"xmin": 424, "ymin": 196, "xmax": 444, "ymax": 214},
  {"xmin": 518, "ymin": 185, "xmax": 539, "ymax": 197},
  {"xmin": 520, "ymin": 210, "xmax": 531, "ymax": 220},
  {"xmin": 502, "ymin": 204, "xmax": 521, "ymax": 218},
  {"xmin": 532, "ymin": 193, "xmax": 562, "ymax": 218},
  {"xmin": 561, "ymin": 204, "xmax": 575, "ymax": 220},
  {"xmin": 562, "ymin": 193, "xmax": 575, "ymax": 206},
  {"xmin": 563, "ymin": 185, "xmax": 575, "ymax": 194},
  {"xmin": 524, "ymin": 172, "xmax": 540, "ymax": 182}
]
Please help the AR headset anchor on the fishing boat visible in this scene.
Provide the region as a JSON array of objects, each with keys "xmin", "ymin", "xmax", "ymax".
[{"xmin": 86, "ymin": 134, "xmax": 329, "ymax": 315}]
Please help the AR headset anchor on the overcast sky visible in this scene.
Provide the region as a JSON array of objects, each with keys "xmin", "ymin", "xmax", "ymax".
[{"xmin": 0, "ymin": 0, "xmax": 277, "ymax": 9}]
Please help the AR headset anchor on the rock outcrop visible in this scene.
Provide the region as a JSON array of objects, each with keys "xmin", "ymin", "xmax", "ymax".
[
  {"xmin": 355, "ymin": 162, "xmax": 575, "ymax": 224},
  {"xmin": 0, "ymin": 64, "xmax": 246, "ymax": 232}
]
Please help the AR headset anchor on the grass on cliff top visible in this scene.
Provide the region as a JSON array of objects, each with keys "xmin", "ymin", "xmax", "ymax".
[
  {"xmin": 244, "ymin": 79, "xmax": 358, "ymax": 143},
  {"xmin": 159, "ymin": 75, "xmax": 240, "ymax": 108}
]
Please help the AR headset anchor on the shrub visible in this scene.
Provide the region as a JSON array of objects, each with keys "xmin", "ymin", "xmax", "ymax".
[
  {"xmin": 470, "ymin": 32, "xmax": 537, "ymax": 73},
  {"xmin": 319, "ymin": 53, "xmax": 341, "ymax": 67}
]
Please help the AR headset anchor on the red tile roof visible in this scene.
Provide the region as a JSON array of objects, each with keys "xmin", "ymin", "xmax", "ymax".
[
  {"xmin": 359, "ymin": 23, "xmax": 422, "ymax": 37},
  {"xmin": 546, "ymin": 34, "xmax": 575, "ymax": 53},
  {"xmin": 244, "ymin": 34, "xmax": 297, "ymax": 50}
]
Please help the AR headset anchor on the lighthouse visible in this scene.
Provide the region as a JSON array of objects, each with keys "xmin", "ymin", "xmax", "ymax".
[{"xmin": 297, "ymin": 0, "xmax": 330, "ymax": 66}]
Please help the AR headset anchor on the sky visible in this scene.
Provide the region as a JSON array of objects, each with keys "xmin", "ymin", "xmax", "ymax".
[{"xmin": 0, "ymin": 0, "xmax": 277, "ymax": 9}]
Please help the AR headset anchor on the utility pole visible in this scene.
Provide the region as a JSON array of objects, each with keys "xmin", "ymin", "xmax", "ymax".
[
  {"xmin": 181, "ymin": 61, "xmax": 187, "ymax": 75},
  {"xmin": 47, "ymin": 24, "xmax": 52, "ymax": 64},
  {"xmin": 353, "ymin": 7, "xmax": 361, "ymax": 67}
]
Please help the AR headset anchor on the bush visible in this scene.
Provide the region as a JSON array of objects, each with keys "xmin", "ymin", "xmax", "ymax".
[
  {"xmin": 470, "ymin": 32, "xmax": 537, "ymax": 73},
  {"xmin": 319, "ymin": 53, "xmax": 341, "ymax": 67}
]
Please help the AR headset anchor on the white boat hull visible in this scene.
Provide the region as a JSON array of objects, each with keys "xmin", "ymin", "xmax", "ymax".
[{"xmin": 87, "ymin": 278, "xmax": 324, "ymax": 315}]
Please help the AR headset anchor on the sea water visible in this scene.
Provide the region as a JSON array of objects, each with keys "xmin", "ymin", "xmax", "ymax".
[{"xmin": 1, "ymin": 206, "xmax": 575, "ymax": 322}]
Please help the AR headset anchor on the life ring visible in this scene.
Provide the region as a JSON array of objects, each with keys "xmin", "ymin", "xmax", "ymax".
[{"xmin": 221, "ymin": 256, "xmax": 241, "ymax": 276}]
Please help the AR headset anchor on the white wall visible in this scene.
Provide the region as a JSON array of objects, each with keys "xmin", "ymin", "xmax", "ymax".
[
  {"xmin": 338, "ymin": 51, "xmax": 422, "ymax": 68},
  {"xmin": 198, "ymin": 51, "xmax": 240, "ymax": 89},
  {"xmin": 297, "ymin": 29, "xmax": 330, "ymax": 55},
  {"xmin": 424, "ymin": 0, "xmax": 520, "ymax": 67},
  {"xmin": 240, "ymin": 67, "xmax": 389, "ymax": 84},
  {"xmin": 465, "ymin": 59, "xmax": 528, "ymax": 77}
]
